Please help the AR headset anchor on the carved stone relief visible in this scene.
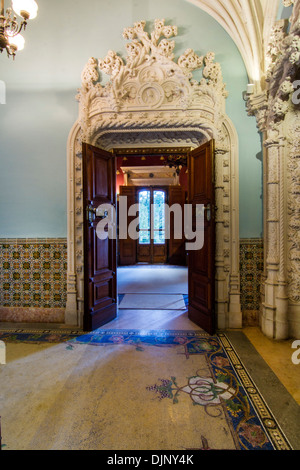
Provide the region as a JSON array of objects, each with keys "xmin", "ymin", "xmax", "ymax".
[
  {"xmin": 285, "ymin": 111, "xmax": 300, "ymax": 304},
  {"xmin": 247, "ymin": 0, "xmax": 300, "ymax": 339}
]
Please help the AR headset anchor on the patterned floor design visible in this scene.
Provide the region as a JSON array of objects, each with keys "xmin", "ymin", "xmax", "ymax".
[{"xmin": 0, "ymin": 328, "xmax": 293, "ymax": 450}]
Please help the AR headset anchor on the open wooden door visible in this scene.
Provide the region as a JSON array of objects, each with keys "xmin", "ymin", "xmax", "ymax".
[
  {"xmin": 119, "ymin": 186, "xmax": 137, "ymax": 265},
  {"xmin": 188, "ymin": 140, "xmax": 215, "ymax": 335},
  {"xmin": 168, "ymin": 185, "xmax": 186, "ymax": 266},
  {"xmin": 83, "ymin": 143, "xmax": 117, "ymax": 331}
]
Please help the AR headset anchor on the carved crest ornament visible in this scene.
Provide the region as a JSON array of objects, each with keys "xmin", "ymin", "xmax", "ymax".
[
  {"xmin": 66, "ymin": 19, "xmax": 242, "ymax": 330},
  {"xmin": 77, "ymin": 19, "xmax": 228, "ymax": 145}
]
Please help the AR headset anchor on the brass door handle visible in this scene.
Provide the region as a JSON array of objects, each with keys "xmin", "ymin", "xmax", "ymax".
[
  {"xmin": 86, "ymin": 205, "xmax": 109, "ymax": 223},
  {"xmin": 86, "ymin": 205, "xmax": 96, "ymax": 223}
]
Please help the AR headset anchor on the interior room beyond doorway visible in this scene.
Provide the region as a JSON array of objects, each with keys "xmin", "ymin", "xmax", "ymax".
[
  {"xmin": 116, "ymin": 265, "xmax": 191, "ymax": 330},
  {"xmin": 116, "ymin": 150, "xmax": 190, "ymax": 329}
]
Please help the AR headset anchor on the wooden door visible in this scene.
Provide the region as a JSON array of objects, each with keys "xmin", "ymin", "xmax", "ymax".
[
  {"xmin": 188, "ymin": 141, "xmax": 215, "ymax": 335},
  {"xmin": 83, "ymin": 143, "xmax": 117, "ymax": 331},
  {"xmin": 119, "ymin": 186, "xmax": 137, "ymax": 265},
  {"xmin": 168, "ymin": 185, "xmax": 186, "ymax": 266}
]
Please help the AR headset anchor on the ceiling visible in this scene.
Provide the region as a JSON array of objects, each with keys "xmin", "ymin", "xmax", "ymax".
[
  {"xmin": 186, "ymin": 0, "xmax": 281, "ymax": 89},
  {"xmin": 0, "ymin": 0, "xmax": 290, "ymax": 94}
]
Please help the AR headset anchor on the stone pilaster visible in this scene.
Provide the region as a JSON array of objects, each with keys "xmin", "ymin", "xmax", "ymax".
[{"xmin": 261, "ymin": 131, "xmax": 289, "ymax": 339}]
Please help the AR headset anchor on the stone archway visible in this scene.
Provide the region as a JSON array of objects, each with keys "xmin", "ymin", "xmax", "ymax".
[{"xmin": 65, "ymin": 19, "xmax": 242, "ymax": 330}]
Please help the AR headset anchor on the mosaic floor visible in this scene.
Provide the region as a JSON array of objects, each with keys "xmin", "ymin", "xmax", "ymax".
[{"xmin": 0, "ymin": 329, "xmax": 293, "ymax": 450}]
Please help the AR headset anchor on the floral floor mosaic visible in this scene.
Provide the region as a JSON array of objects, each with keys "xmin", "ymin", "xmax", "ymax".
[
  {"xmin": 0, "ymin": 328, "xmax": 292, "ymax": 450},
  {"xmin": 0, "ymin": 328, "xmax": 80, "ymax": 344},
  {"xmin": 67, "ymin": 330, "xmax": 292, "ymax": 451}
]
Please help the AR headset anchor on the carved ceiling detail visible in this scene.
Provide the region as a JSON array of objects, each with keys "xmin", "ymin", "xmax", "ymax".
[{"xmin": 186, "ymin": 0, "xmax": 279, "ymax": 91}]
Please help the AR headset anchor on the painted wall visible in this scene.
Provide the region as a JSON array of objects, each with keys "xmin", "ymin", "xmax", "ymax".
[
  {"xmin": 277, "ymin": 2, "xmax": 293, "ymax": 19},
  {"xmin": 0, "ymin": 0, "xmax": 263, "ymax": 239},
  {"xmin": 0, "ymin": 90, "xmax": 77, "ymax": 237}
]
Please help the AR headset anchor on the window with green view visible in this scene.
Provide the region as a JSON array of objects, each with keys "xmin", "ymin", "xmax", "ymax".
[{"xmin": 138, "ymin": 189, "xmax": 166, "ymax": 245}]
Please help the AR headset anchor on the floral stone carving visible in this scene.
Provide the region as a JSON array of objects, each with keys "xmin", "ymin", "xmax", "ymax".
[{"xmin": 76, "ymin": 19, "xmax": 228, "ymax": 141}]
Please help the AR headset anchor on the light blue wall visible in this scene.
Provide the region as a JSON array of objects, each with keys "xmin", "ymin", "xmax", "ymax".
[
  {"xmin": 0, "ymin": 0, "xmax": 263, "ymax": 238},
  {"xmin": 0, "ymin": 90, "xmax": 77, "ymax": 238},
  {"xmin": 277, "ymin": 2, "xmax": 293, "ymax": 19}
]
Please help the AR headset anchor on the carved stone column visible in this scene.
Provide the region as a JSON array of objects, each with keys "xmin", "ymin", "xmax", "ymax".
[
  {"xmin": 215, "ymin": 124, "xmax": 242, "ymax": 329},
  {"xmin": 285, "ymin": 110, "xmax": 300, "ymax": 338},
  {"xmin": 214, "ymin": 145, "xmax": 228, "ymax": 329},
  {"xmin": 65, "ymin": 122, "xmax": 84, "ymax": 327},
  {"xmin": 245, "ymin": 2, "xmax": 300, "ymax": 339},
  {"xmin": 227, "ymin": 143, "xmax": 242, "ymax": 329},
  {"xmin": 247, "ymin": 93, "xmax": 289, "ymax": 339},
  {"xmin": 261, "ymin": 130, "xmax": 289, "ymax": 339}
]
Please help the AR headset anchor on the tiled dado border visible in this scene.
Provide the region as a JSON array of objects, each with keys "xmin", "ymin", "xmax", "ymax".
[
  {"xmin": 0, "ymin": 239, "xmax": 67, "ymax": 323},
  {"xmin": 240, "ymin": 238, "xmax": 264, "ymax": 327},
  {"xmin": 0, "ymin": 237, "xmax": 264, "ymax": 325}
]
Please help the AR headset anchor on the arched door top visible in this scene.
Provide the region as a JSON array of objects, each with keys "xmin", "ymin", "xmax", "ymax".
[{"xmin": 77, "ymin": 19, "xmax": 228, "ymax": 145}]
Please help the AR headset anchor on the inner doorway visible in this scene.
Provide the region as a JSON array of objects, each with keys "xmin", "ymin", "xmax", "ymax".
[
  {"xmin": 137, "ymin": 187, "xmax": 167, "ymax": 264},
  {"xmin": 67, "ymin": 30, "xmax": 242, "ymax": 333},
  {"xmin": 116, "ymin": 153, "xmax": 189, "ymax": 328},
  {"xmin": 117, "ymin": 265, "xmax": 189, "ymax": 330},
  {"xmin": 82, "ymin": 142, "xmax": 215, "ymax": 334}
]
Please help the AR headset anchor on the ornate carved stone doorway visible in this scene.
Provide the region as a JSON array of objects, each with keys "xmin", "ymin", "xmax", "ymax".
[{"xmin": 65, "ymin": 19, "xmax": 242, "ymax": 330}]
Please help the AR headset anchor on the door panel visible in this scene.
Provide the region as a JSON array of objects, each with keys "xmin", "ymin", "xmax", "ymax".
[
  {"xmin": 83, "ymin": 143, "xmax": 117, "ymax": 331},
  {"xmin": 168, "ymin": 185, "xmax": 186, "ymax": 265},
  {"xmin": 188, "ymin": 140, "xmax": 215, "ymax": 335},
  {"xmin": 119, "ymin": 186, "xmax": 137, "ymax": 265},
  {"xmin": 137, "ymin": 244, "xmax": 151, "ymax": 263}
]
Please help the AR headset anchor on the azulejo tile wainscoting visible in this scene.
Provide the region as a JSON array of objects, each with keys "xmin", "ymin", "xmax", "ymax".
[
  {"xmin": 0, "ymin": 238, "xmax": 264, "ymax": 325},
  {"xmin": 240, "ymin": 239, "xmax": 264, "ymax": 327},
  {"xmin": 0, "ymin": 239, "xmax": 67, "ymax": 323}
]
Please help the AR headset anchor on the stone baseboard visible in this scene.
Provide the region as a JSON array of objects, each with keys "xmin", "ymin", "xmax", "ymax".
[
  {"xmin": 242, "ymin": 309, "xmax": 259, "ymax": 327},
  {"xmin": 0, "ymin": 307, "xmax": 65, "ymax": 324}
]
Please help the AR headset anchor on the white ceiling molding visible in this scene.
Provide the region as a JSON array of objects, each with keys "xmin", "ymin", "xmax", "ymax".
[
  {"xmin": 120, "ymin": 166, "xmax": 179, "ymax": 186},
  {"xmin": 185, "ymin": 0, "xmax": 280, "ymax": 91}
]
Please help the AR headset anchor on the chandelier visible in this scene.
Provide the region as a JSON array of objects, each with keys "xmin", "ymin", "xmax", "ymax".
[
  {"xmin": 0, "ymin": 0, "xmax": 38, "ymax": 58},
  {"xmin": 163, "ymin": 154, "xmax": 187, "ymax": 175}
]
